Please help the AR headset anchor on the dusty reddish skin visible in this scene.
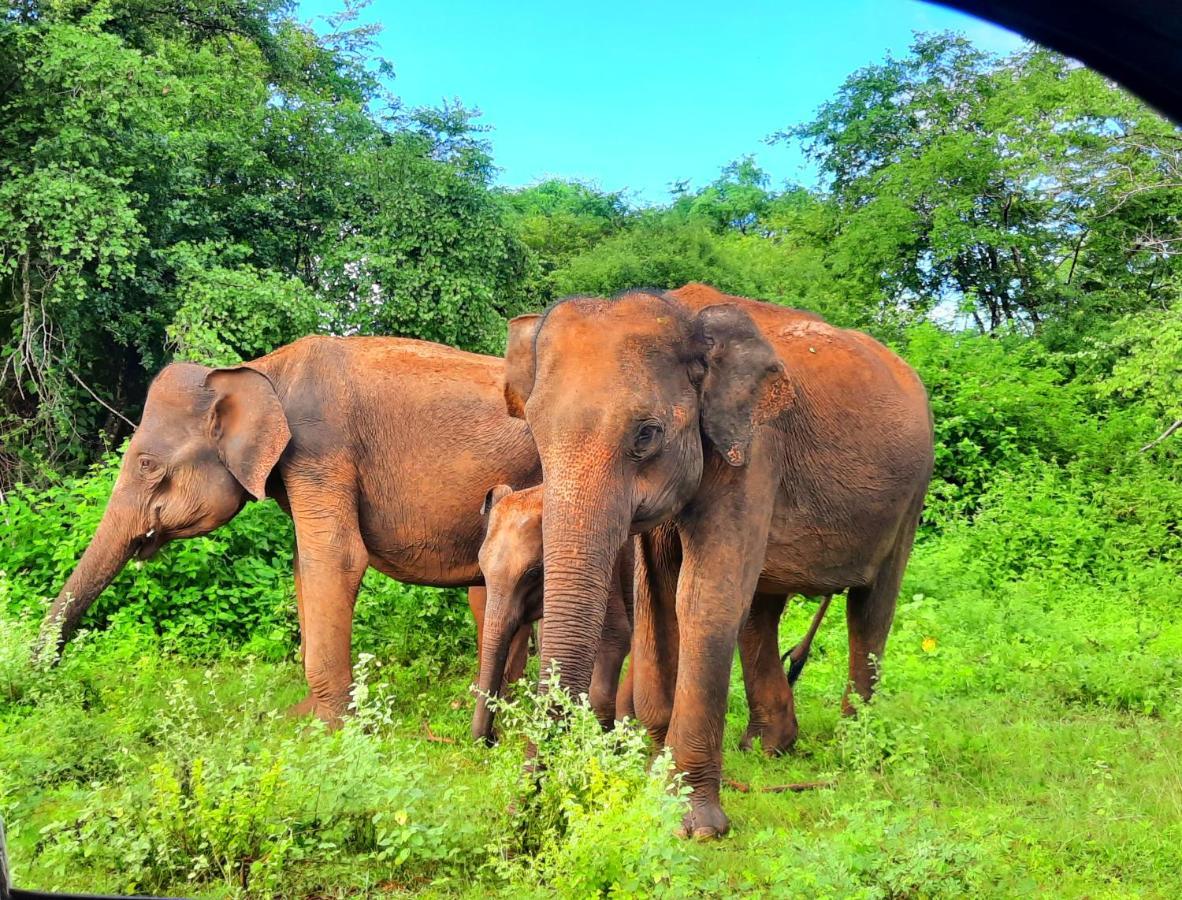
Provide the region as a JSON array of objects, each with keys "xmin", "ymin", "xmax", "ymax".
[
  {"xmin": 37, "ymin": 336, "xmax": 543, "ymax": 724},
  {"xmin": 470, "ymin": 484, "xmax": 634, "ymax": 744},
  {"xmin": 506, "ymin": 283, "xmax": 934, "ymax": 838}
]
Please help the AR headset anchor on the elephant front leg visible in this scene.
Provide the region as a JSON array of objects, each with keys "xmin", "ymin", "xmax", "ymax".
[
  {"xmin": 289, "ymin": 490, "xmax": 368, "ymax": 727},
  {"xmin": 630, "ymin": 524, "xmax": 682, "ymax": 746},
  {"xmin": 285, "ymin": 545, "xmax": 319, "ymax": 719},
  {"xmin": 589, "ymin": 558, "xmax": 633, "ymax": 729},
  {"xmin": 668, "ymin": 461, "xmax": 776, "ymax": 839},
  {"xmin": 738, "ymin": 592, "xmax": 798, "ymax": 755}
]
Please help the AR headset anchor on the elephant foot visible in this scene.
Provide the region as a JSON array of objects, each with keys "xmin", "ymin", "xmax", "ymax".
[
  {"xmin": 288, "ymin": 690, "xmax": 349, "ymax": 729},
  {"xmin": 739, "ymin": 717, "xmax": 798, "ymax": 756},
  {"xmin": 676, "ymin": 797, "xmax": 730, "ymax": 840},
  {"xmin": 285, "ymin": 693, "xmax": 317, "ymax": 718}
]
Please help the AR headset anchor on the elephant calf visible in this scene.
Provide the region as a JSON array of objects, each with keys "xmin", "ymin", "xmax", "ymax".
[{"xmin": 471, "ymin": 484, "xmax": 634, "ymax": 743}]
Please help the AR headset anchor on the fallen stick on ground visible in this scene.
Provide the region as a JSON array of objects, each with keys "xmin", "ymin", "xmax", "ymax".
[
  {"xmin": 724, "ymin": 777, "xmax": 834, "ymax": 794},
  {"xmin": 421, "ymin": 721, "xmax": 456, "ymax": 744}
]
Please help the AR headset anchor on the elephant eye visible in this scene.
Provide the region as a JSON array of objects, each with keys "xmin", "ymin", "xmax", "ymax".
[
  {"xmin": 137, "ymin": 455, "xmax": 161, "ymax": 478},
  {"xmin": 630, "ymin": 421, "xmax": 665, "ymax": 460}
]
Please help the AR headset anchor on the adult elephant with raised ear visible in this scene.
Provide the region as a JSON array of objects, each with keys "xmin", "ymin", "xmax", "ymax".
[
  {"xmin": 504, "ymin": 283, "xmax": 933, "ymax": 838},
  {"xmin": 36, "ymin": 335, "xmax": 541, "ymax": 725}
]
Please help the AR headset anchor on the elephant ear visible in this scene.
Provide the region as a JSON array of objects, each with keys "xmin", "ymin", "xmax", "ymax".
[
  {"xmin": 693, "ymin": 304, "xmax": 789, "ymax": 467},
  {"xmin": 482, "ymin": 483, "xmax": 514, "ymax": 516},
  {"xmin": 504, "ymin": 313, "xmax": 541, "ymax": 419},
  {"xmin": 204, "ymin": 367, "xmax": 291, "ymax": 500}
]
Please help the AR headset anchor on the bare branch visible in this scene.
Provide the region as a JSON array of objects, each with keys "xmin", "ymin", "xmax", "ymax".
[
  {"xmin": 66, "ymin": 368, "xmax": 137, "ymax": 432},
  {"xmin": 1140, "ymin": 420, "xmax": 1182, "ymax": 453}
]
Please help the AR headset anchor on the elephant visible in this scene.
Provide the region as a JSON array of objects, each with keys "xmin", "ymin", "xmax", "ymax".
[
  {"xmin": 36, "ymin": 335, "xmax": 543, "ymax": 724},
  {"xmin": 502, "ymin": 282, "xmax": 933, "ymax": 837},
  {"xmin": 470, "ymin": 483, "xmax": 634, "ymax": 744}
]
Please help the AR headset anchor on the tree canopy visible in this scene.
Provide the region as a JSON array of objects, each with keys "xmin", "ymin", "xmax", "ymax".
[{"xmin": 1, "ymin": 11, "xmax": 1179, "ymax": 488}]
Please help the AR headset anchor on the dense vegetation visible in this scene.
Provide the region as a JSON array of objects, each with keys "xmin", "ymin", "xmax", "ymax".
[{"xmin": 1, "ymin": 2, "xmax": 1179, "ymax": 896}]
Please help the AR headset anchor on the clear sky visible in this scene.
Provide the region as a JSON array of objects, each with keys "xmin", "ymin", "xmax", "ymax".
[{"xmin": 296, "ymin": 1, "xmax": 1024, "ymax": 202}]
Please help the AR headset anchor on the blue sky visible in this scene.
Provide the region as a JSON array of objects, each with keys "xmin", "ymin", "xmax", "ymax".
[{"xmin": 297, "ymin": 1, "xmax": 1024, "ymax": 202}]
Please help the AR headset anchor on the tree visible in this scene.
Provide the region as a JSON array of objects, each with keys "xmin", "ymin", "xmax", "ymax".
[
  {"xmin": 782, "ymin": 33, "xmax": 1182, "ymax": 336},
  {"xmin": 0, "ymin": 1, "xmax": 529, "ymax": 485}
]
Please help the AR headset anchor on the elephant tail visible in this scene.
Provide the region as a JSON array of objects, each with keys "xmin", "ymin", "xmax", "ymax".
[{"xmin": 781, "ymin": 594, "xmax": 834, "ymax": 686}]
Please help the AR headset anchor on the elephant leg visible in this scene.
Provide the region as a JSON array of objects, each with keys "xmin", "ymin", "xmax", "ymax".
[
  {"xmin": 630, "ymin": 523, "xmax": 682, "ymax": 746},
  {"xmin": 468, "ymin": 586, "xmax": 487, "ymax": 681},
  {"xmin": 286, "ymin": 545, "xmax": 318, "ymax": 719},
  {"xmin": 668, "ymin": 457, "xmax": 777, "ymax": 840},
  {"xmin": 289, "ymin": 488, "xmax": 368, "ymax": 727},
  {"xmin": 589, "ymin": 554, "xmax": 633, "ymax": 729},
  {"xmin": 503, "ymin": 622, "xmax": 533, "ymax": 688},
  {"xmin": 844, "ymin": 513, "xmax": 919, "ymax": 715},
  {"xmin": 738, "ymin": 592, "xmax": 798, "ymax": 756}
]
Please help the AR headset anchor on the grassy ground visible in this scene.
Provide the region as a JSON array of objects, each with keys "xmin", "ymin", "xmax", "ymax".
[{"xmin": 3, "ymin": 530, "xmax": 1181, "ymax": 898}]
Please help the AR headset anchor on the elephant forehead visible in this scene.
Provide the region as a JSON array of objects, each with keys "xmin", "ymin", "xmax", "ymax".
[
  {"xmin": 489, "ymin": 494, "xmax": 542, "ymax": 538},
  {"xmin": 142, "ymin": 364, "xmax": 212, "ymax": 423},
  {"xmin": 537, "ymin": 322, "xmax": 685, "ymax": 388}
]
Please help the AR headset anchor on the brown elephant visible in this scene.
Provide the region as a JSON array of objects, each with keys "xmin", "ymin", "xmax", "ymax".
[
  {"xmin": 471, "ymin": 484, "xmax": 634, "ymax": 743},
  {"xmin": 503, "ymin": 282, "xmax": 933, "ymax": 837},
  {"xmin": 37, "ymin": 335, "xmax": 542, "ymax": 723}
]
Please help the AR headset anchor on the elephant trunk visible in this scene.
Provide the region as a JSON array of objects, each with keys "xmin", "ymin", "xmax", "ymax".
[
  {"xmin": 538, "ymin": 474, "xmax": 630, "ymax": 702},
  {"xmin": 35, "ymin": 499, "xmax": 141, "ymax": 662},
  {"xmin": 471, "ymin": 594, "xmax": 523, "ymax": 745}
]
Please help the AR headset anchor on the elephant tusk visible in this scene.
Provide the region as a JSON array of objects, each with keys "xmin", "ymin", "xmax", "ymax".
[{"xmin": 145, "ymin": 529, "xmax": 155, "ymax": 539}]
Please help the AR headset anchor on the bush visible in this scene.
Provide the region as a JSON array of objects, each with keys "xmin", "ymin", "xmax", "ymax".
[
  {"xmin": 29, "ymin": 656, "xmax": 484, "ymax": 897},
  {"xmin": 486, "ymin": 670, "xmax": 702, "ymax": 897}
]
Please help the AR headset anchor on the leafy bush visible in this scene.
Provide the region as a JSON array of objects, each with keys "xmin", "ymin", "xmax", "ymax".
[
  {"xmin": 486, "ymin": 671, "xmax": 701, "ymax": 896},
  {"xmin": 26, "ymin": 656, "xmax": 484, "ymax": 897}
]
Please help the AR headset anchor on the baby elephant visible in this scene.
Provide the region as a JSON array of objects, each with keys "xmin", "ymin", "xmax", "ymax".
[{"xmin": 472, "ymin": 484, "xmax": 633, "ymax": 744}]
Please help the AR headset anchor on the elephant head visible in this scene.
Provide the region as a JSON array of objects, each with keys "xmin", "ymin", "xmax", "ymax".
[
  {"xmin": 35, "ymin": 362, "xmax": 290, "ymax": 659},
  {"xmin": 471, "ymin": 483, "xmax": 544, "ymax": 743},
  {"xmin": 502, "ymin": 292, "xmax": 787, "ymax": 694}
]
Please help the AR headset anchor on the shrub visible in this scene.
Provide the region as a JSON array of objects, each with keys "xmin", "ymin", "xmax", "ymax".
[
  {"xmin": 32, "ymin": 656, "xmax": 482, "ymax": 897},
  {"xmin": 487, "ymin": 670, "xmax": 702, "ymax": 897}
]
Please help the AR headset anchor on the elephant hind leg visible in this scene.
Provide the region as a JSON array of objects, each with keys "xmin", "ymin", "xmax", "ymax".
[
  {"xmin": 738, "ymin": 593, "xmax": 797, "ymax": 756},
  {"xmin": 843, "ymin": 514, "xmax": 920, "ymax": 715}
]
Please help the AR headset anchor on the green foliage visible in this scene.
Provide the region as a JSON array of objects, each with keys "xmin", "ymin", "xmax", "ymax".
[
  {"xmin": 0, "ymin": 1, "xmax": 529, "ymax": 484},
  {"xmin": 501, "ymin": 179, "xmax": 631, "ymax": 302},
  {"xmin": 319, "ymin": 127, "xmax": 531, "ymax": 354},
  {"xmin": 486, "ymin": 672, "xmax": 698, "ymax": 895},
  {"xmin": 5, "ymin": 653, "xmax": 486, "ymax": 896},
  {"xmin": 166, "ymin": 245, "xmax": 325, "ymax": 367},
  {"xmin": 783, "ymin": 33, "xmax": 1182, "ymax": 335},
  {"xmin": 1090, "ymin": 297, "xmax": 1182, "ymax": 445}
]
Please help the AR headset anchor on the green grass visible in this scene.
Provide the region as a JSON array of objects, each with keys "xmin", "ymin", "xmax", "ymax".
[{"xmin": 3, "ymin": 528, "xmax": 1181, "ymax": 898}]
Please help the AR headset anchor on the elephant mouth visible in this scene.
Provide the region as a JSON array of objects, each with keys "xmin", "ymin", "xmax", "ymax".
[{"xmin": 134, "ymin": 529, "xmax": 163, "ymax": 561}]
